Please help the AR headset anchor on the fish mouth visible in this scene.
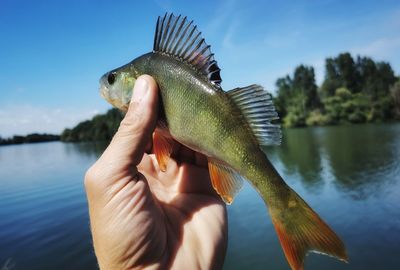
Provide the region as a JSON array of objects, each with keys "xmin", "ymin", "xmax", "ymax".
[
  {"xmin": 99, "ymin": 74, "xmax": 110, "ymax": 100},
  {"xmin": 99, "ymin": 84, "xmax": 116, "ymax": 106},
  {"xmin": 99, "ymin": 85, "xmax": 108, "ymax": 100},
  {"xmin": 99, "ymin": 84, "xmax": 129, "ymax": 111},
  {"xmin": 99, "ymin": 84, "xmax": 111, "ymax": 102}
]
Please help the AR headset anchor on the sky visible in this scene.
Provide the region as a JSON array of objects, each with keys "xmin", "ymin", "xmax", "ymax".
[{"xmin": 1, "ymin": 0, "xmax": 400, "ymax": 137}]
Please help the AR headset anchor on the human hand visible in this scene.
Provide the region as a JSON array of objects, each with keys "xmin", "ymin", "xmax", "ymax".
[{"xmin": 85, "ymin": 75, "xmax": 227, "ymax": 270}]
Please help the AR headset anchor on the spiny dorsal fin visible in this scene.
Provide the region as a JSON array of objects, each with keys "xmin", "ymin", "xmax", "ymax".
[
  {"xmin": 208, "ymin": 158, "xmax": 243, "ymax": 204},
  {"xmin": 228, "ymin": 84, "xmax": 281, "ymax": 146},
  {"xmin": 153, "ymin": 13, "xmax": 222, "ymax": 87}
]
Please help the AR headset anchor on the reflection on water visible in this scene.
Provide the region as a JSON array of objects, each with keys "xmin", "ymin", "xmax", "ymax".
[
  {"xmin": 266, "ymin": 124, "xmax": 400, "ymax": 200},
  {"xmin": 226, "ymin": 124, "xmax": 400, "ymax": 270},
  {"xmin": 1, "ymin": 124, "xmax": 400, "ymax": 270},
  {"xmin": 64, "ymin": 141, "xmax": 109, "ymax": 158},
  {"xmin": 321, "ymin": 125, "xmax": 400, "ymax": 199},
  {"xmin": 267, "ymin": 128, "xmax": 325, "ymax": 192}
]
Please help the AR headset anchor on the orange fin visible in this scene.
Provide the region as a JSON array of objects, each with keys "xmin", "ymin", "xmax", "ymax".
[
  {"xmin": 153, "ymin": 131, "xmax": 174, "ymax": 172},
  {"xmin": 207, "ymin": 158, "xmax": 243, "ymax": 204},
  {"xmin": 269, "ymin": 189, "xmax": 348, "ymax": 270}
]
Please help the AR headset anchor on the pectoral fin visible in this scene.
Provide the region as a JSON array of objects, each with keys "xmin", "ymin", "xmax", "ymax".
[
  {"xmin": 153, "ymin": 131, "xmax": 174, "ymax": 171},
  {"xmin": 207, "ymin": 158, "xmax": 243, "ymax": 204}
]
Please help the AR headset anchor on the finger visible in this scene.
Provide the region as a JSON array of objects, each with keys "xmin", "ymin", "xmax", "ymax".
[
  {"xmin": 176, "ymin": 163, "xmax": 219, "ymax": 196},
  {"xmin": 195, "ymin": 152, "xmax": 208, "ymax": 168},
  {"xmin": 100, "ymin": 75, "xmax": 159, "ymax": 170},
  {"xmin": 144, "ymin": 138, "xmax": 153, "ymax": 154},
  {"xmin": 137, "ymin": 153, "xmax": 157, "ymax": 176}
]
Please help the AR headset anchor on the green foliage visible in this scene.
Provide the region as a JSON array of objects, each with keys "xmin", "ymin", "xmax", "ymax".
[
  {"xmin": 338, "ymin": 53, "xmax": 359, "ymax": 92},
  {"xmin": 61, "ymin": 108, "xmax": 123, "ymax": 142},
  {"xmin": 320, "ymin": 53, "xmax": 359, "ymax": 96},
  {"xmin": 276, "ymin": 65, "xmax": 320, "ymax": 127},
  {"xmin": 320, "ymin": 53, "xmax": 396, "ymax": 98},
  {"xmin": 293, "ymin": 65, "xmax": 321, "ymax": 109},
  {"xmin": 0, "ymin": 133, "xmax": 60, "ymax": 146},
  {"xmin": 274, "ymin": 52, "xmax": 398, "ymax": 127},
  {"xmin": 274, "ymin": 75, "xmax": 292, "ymax": 118},
  {"xmin": 283, "ymin": 92, "xmax": 307, "ymax": 127},
  {"xmin": 322, "ymin": 88, "xmax": 369, "ymax": 124},
  {"xmin": 357, "ymin": 57, "xmax": 396, "ymax": 99},
  {"xmin": 305, "ymin": 110, "xmax": 329, "ymax": 126},
  {"xmin": 390, "ymin": 80, "xmax": 400, "ymax": 119},
  {"xmin": 368, "ymin": 96, "xmax": 393, "ymax": 122}
]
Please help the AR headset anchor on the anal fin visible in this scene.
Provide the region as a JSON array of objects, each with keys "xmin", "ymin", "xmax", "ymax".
[
  {"xmin": 207, "ymin": 158, "xmax": 243, "ymax": 204},
  {"xmin": 153, "ymin": 131, "xmax": 174, "ymax": 172}
]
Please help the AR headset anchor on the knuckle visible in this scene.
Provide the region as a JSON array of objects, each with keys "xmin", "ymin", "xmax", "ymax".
[
  {"xmin": 84, "ymin": 165, "xmax": 98, "ymax": 190},
  {"xmin": 118, "ymin": 107, "xmax": 145, "ymax": 137}
]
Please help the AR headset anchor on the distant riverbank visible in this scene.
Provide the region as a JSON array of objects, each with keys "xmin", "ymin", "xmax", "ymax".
[
  {"xmin": 59, "ymin": 52, "xmax": 399, "ymax": 141},
  {"xmin": 0, "ymin": 133, "xmax": 60, "ymax": 146},
  {"xmin": 274, "ymin": 52, "xmax": 400, "ymax": 127},
  {"xmin": 5, "ymin": 52, "xmax": 399, "ymax": 143}
]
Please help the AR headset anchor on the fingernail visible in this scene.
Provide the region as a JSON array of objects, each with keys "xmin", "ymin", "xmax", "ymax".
[{"xmin": 132, "ymin": 77, "xmax": 149, "ymax": 103}]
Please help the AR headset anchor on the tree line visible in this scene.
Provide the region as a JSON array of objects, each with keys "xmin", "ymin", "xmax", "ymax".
[
  {"xmin": 274, "ymin": 52, "xmax": 400, "ymax": 127},
  {"xmin": 54, "ymin": 52, "xmax": 400, "ymax": 143},
  {"xmin": 60, "ymin": 108, "xmax": 123, "ymax": 142},
  {"xmin": 0, "ymin": 133, "xmax": 60, "ymax": 146}
]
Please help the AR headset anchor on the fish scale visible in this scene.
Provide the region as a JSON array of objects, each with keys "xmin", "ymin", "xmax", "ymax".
[{"xmin": 99, "ymin": 13, "xmax": 348, "ymax": 270}]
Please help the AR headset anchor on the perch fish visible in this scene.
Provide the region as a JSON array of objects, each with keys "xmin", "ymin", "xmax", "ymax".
[{"xmin": 99, "ymin": 13, "xmax": 348, "ymax": 270}]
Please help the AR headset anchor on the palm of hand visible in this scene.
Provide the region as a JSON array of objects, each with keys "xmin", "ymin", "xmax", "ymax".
[{"xmin": 92, "ymin": 144, "xmax": 227, "ymax": 270}]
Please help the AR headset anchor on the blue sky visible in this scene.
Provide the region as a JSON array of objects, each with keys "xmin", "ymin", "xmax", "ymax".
[{"xmin": 1, "ymin": 0, "xmax": 400, "ymax": 136}]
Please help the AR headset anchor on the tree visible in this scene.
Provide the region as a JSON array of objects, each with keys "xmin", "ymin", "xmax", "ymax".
[
  {"xmin": 356, "ymin": 56, "xmax": 396, "ymax": 99},
  {"xmin": 0, "ymin": 134, "xmax": 59, "ymax": 145},
  {"xmin": 323, "ymin": 87, "xmax": 369, "ymax": 124},
  {"xmin": 275, "ymin": 65, "xmax": 320, "ymax": 127},
  {"xmin": 283, "ymin": 91, "xmax": 308, "ymax": 127},
  {"xmin": 336, "ymin": 53, "xmax": 360, "ymax": 92},
  {"xmin": 292, "ymin": 65, "xmax": 320, "ymax": 109},
  {"xmin": 60, "ymin": 108, "xmax": 123, "ymax": 142},
  {"xmin": 390, "ymin": 80, "xmax": 400, "ymax": 118},
  {"xmin": 318, "ymin": 52, "xmax": 397, "ymax": 123},
  {"xmin": 274, "ymin": 75, "xmax": 292, "ymax": 118},
  {"xmin": 320, "ymin": 53, "xmax": 359, "ymax": 96}
]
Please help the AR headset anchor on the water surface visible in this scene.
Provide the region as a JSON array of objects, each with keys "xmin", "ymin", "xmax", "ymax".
[{"xmin": 1, "ymin": 124, "xmax": 399, "ymax": 269}]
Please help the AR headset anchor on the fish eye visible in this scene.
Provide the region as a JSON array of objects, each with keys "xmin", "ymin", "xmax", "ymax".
[{"xmin": 107, "ymin": 72, "xmax": 116, "ymax": 85}]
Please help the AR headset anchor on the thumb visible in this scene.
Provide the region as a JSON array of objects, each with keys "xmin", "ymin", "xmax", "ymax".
[{"xmin": 101, "ymin": 75, "xmax": 159, "ymax": 169}]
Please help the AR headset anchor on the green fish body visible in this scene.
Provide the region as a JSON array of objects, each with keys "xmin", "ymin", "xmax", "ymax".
[{"xmin": 100, "ymin": 14, "xmax": 347, "ymax": 270}]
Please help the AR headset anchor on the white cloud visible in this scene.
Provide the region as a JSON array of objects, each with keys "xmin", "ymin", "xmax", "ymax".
[
  {"xmin": 350, "ymin": 37, "xmax": 400, "ymax": 60},
  {"xmin": 153, "ymin": 0, "xmax": 173, "ymax": 12},
  {"xmin": 204, "ymin": 0, "xmax": 238, "ymax": 36},
  {"xmin": 347, "ymin": 9, "xmax": 400, "ymax": 69},
  {"xmin": 309, "ymin": 58, "xmax": 326, "ymax": 86},
  {"xmin": 15, "ymin": 87, "xmax": 26, "ymax": 93},
  {"xmin": 263, "ymin": 30, "xmax": 302, "ymax": 48},
  {"xmin": 0, "ymin": 105, "xmax": 105, "ymax": 137},
  {"xmin": 222, "ymin": 20, "xmax": 239, "ymax": 50}
]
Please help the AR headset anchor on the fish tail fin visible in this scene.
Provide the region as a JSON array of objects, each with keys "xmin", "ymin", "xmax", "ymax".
[{"xmin": 267, "ymin": 186, "xmax": 348, "ymax": 270}]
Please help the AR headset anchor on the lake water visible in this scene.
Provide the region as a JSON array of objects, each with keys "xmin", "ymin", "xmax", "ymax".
[{"xmin": 1, "ymin": 124, "xmax": 399, "ymax": 269}]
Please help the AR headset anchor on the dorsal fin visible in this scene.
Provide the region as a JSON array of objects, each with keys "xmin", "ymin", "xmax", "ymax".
[
  {"xmin": 153, "ymin": 13, "xmax": 222, "ymax": 87},
  {"xmin": 228, "ymin": 84, "xmax": 281, "ymax": 146}
]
